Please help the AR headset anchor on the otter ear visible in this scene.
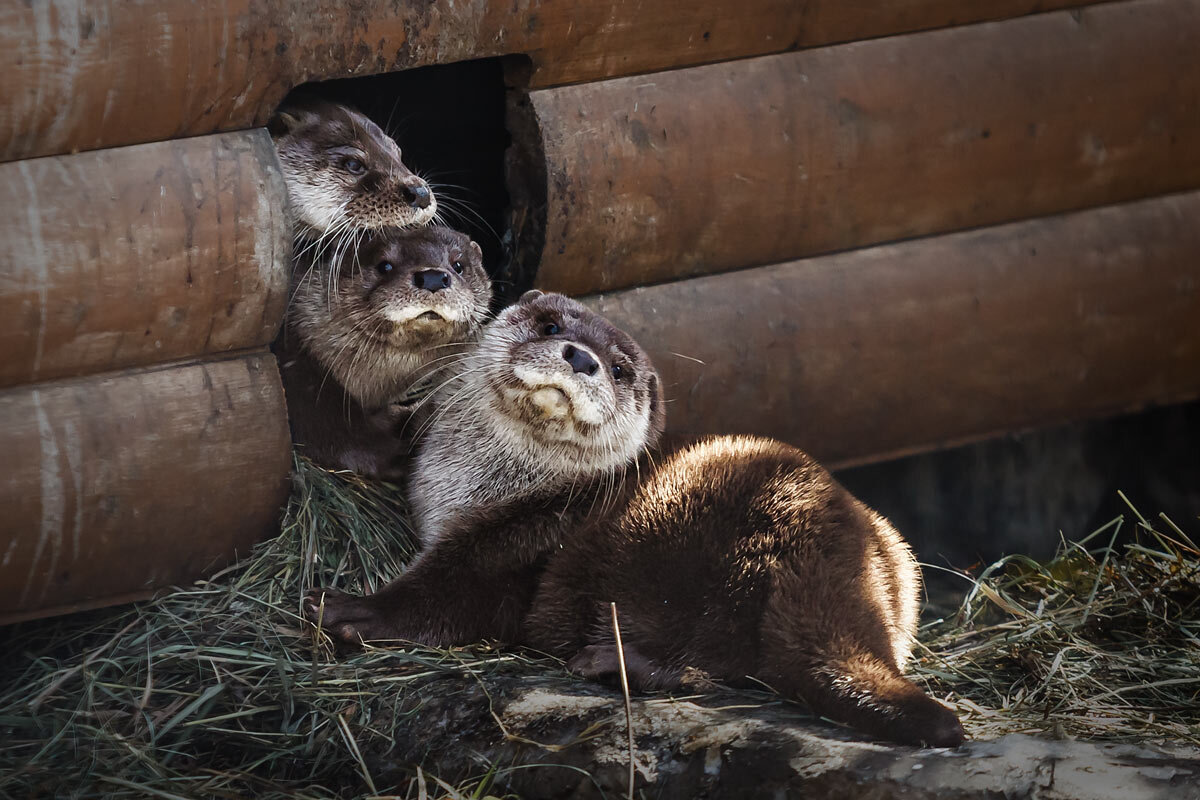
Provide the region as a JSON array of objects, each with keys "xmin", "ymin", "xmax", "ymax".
[
  {"xmin": 645, "ymin": 371, "xmax": 666, "ymax": 447},
  {"xmin": 469, "ymin": 241, "xmax": 483, "ymax": 259},
  {"xmin": 518, "ymin": 289, "xmax": 544, "ymax": 305},
  {"xmin": 267, "ymin": 109, "xmax": 305, "ymax": 138}
]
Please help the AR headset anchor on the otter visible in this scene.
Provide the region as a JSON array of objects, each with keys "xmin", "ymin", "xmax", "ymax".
[
  {"xmin": 276, "ymin": 226, "xmax": 491, "ymax": 479},
  {"xmin": 303, "ymin": 292, "xmax": 964, "ymax": 747},
  {"xmin": 269, "ymin": 95, "xmax": 436, "ymax": 238}
]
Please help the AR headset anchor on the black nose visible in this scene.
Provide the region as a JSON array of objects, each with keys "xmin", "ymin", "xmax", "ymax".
[
  {"xmin": 562, "ymin": 344, "xmax": 599, "ymax": 376},
  {"xmin": 403, "ymin": 183, "xmax": 432, "ymax": 209},
  {"xmin": 413, "ymin": 269, "xmax": 450, "ymax": 292}
]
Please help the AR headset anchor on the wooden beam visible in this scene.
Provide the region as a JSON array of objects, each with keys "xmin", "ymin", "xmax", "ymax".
[
  {"xmin": 0, "ymin": 131, "xmax": 289, "ymax": 388},
  {"xmin": 0, "ymin": 353, "xmax": 292, "ymax": 624},
  {"xmin": 584, "ymin": 192, "xmax": 1200, "ymax": 468},
  {"xmin": 522, "ymin": 0, "xmax": 1200, "ymax": 295},
  {"xmin": 1, "ymin": 0, "xmax": 1090, "ymax": 162}
]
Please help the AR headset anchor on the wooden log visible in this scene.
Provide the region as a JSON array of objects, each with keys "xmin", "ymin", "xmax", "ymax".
[
  {"xmin": 0, "ymin": 353, "xmax": 291, "ymax": 624},
  {"xmin": 0, "ymin": 130, "xmax": 289, "ymax": 388},
  {"xmin": 522, "ymin": 0, "xmax": 1200, "ymax": 296},
  {"xmin": 1, "ymin": 0, "xmax": 1088, "ymax": 163},
  {"xmin": 584, "ymin": 192, "xmax": 1200, "ymax": 469}
]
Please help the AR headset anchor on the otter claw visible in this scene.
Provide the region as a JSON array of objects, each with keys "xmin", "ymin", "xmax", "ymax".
[
  {"xmin": 300, "ymin": 586, "xmax": 395, "ymax": 645},
  {"xmin": 303, "ymin": 587, "xmax": 340, "ymax": 622}
]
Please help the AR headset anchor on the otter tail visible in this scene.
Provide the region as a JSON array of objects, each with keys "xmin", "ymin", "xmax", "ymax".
[{"xmin": 768, "ymin": 647, "xmax": 965, "ymax": 747}]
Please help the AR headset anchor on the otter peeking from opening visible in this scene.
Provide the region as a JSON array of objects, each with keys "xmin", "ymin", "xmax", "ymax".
[
  {"xmin": 269, "ymin": 95, "xmax": 436, "ymax": 240},
  {"xmin": 302, "ymin": 292, "xmax": 964, "ymax": 748},
  {"xmin": 276, "ymin": 226, "xmax": 491, "ymax": 479}
]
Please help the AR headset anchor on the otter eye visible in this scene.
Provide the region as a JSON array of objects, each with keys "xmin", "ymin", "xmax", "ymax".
[
  {"xmin": 452, "ymin": 259, "xmax": 465, "ymax": 274},
  {"xmin": 377, "ymin": 261, "xmax": 394, "ymax": 276},
  {"xmin": 611, "ymin": 364, "xmax": 625, "ymax": 380},
  {"xmin": 343, "ymin": 157, "xmax": 366, "ymax": 175},
  {"xmin": 542, "ymin": 322, "xmax": 560, "ymax": 336}
]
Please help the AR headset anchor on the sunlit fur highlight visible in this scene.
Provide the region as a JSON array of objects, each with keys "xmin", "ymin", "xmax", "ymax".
[
  {"xmin": 299, "ymin": 300, "xmax": 963, "ymax": 746},
  {"xmin": 523, "ymin": 435, "xmax": 965, "ymax": 747}
]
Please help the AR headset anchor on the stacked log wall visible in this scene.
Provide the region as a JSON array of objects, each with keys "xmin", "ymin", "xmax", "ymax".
[{"xmin": 4, "ymin": 0, "xmax": 1198, "ymax": 620}]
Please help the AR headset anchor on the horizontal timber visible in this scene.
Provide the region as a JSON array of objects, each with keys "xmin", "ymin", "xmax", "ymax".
[
  {"xmin": 523, "ymin": 0, "xmax": 1200, "ymax": 295},
  {"xmin": 583, "ymin": 192, "xmax": 1200, "ymax": 467},
  {"xmin": 0, "ymin": 353, "xmax": 292, "ymax": 623}
]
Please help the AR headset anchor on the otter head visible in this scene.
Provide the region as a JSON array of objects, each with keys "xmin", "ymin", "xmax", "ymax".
[
  {"xmin": 269, "ymin": 96, "xmax": 436, "ymax": 236},
  {"xmin": 409, "ymin": 292, "xmax": 663, "ymax": 544},
  {"xmin": 477, "ymin": 291, "xmax": 664, "ymax": 477},
  {"xmin": 289, "ymin": 226, "xmax": 490, "ymax": 408}
]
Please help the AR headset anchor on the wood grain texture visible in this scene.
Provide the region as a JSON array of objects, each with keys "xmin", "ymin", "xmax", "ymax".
[
  {"xmin": 523, "ymin": 0, "xmax": 1200, "ymax": 295},
  {"xmin": 584, "ymin": 192, "xmax": 1200, "ymax": 469},
  {"xmin": 0, "ymin": 0, "xmax": 1090, "ymax": 162},
  {"xmin": 0, "ymin": 353, "xmax": 291, "ymax": 623},
  {"xmin": 0, "ymin": 130, "xmax": 289, "ymax": 388}
]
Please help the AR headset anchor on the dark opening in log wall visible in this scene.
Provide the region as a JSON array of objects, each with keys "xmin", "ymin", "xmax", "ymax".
[{"xmin": 291, "ymin": 59, "xmax": 520, "ymax": 293}]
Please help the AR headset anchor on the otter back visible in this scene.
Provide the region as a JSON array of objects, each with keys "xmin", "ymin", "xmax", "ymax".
[{"xmin": 523, "ymin": 435, "xmax": 965, "ymax": 747}]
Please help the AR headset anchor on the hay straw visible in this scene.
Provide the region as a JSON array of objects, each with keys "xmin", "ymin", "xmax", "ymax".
[
  {"xmin": 913, "ymin": 502, "xmax": 1200, "ymax": 745},
  {"xmin": 1, "ymin": 456, "xmax": 1196, "ymax": 797},
  {"xmin": 0, "ymin": 456, "xmax": 529, "ymax": 799}
]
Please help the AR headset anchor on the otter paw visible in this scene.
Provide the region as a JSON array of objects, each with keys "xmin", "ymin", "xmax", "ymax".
[
  {"xmin": 566, "ymin": 643, "xmax": 682, "ymax": 692},
  {"xmin": 892, "ymin": 698, "xmax": 968, "ymax": 748},
  {"xmin": 303, "ymin": 587, "xmax": 391, "ymax": 645}
]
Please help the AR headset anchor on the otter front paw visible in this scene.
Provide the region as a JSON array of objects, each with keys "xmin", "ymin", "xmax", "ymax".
[
  {"xmin": 566, "ymin": 643, "xmax": 683, "ymax": 692},
  {"xmin": 303, "ymin": 587, "xmax": 398, "ymax": 645}
]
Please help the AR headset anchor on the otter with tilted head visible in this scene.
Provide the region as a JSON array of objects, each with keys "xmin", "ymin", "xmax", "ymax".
[
  {"xmin": 304, "ymin": 292, "xmax": 964, "ymax": 747},
  {"xmin": 269, "ymin": 95, "xmax": 436, "ymax": 238}
]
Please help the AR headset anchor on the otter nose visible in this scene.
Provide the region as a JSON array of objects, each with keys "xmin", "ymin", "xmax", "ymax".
[
  {"xmin": 403, "ymin": 183, "xmax": 433, "ymax": 209},
  {"xmin": 562, "ymin": 344, "xmax": 599, "ymax": 376},
  {"xmin": 413, "ymin": 269, "xmax": 450, "ymax": 292}
]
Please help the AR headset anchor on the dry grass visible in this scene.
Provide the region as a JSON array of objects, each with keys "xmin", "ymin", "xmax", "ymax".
[
  {"xmin": 1, "ymin": 457, "xmax": 1197, "ymax": 798},
  {"xmin": 913, "ymin": 496, "xmax": 1200, "ymax": 745},
  {"xmin": 0, "ymin": 456, "xmax": 528, "ymax": 799}
]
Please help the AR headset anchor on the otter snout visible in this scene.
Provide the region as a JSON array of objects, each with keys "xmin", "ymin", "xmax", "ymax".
[
  {"xmin": 562, "ymin": 344, "xmax": 599, "ymax": 376},
  {"xmin": 413, "ymin": 269, "xmax": 451, "ymax": 293},
  {"xmin": 403, "ymin": 182, "xmax": 433, "ymax": 209}
]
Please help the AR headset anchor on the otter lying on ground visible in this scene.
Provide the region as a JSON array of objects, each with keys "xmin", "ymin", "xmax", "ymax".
[
  {"xmin": 303, "ymin": 292, "xmax": 964, "ymax": 747},
  {"xmin": 276, "ymin": 226, "xmax": 491, "ymax": 479}
]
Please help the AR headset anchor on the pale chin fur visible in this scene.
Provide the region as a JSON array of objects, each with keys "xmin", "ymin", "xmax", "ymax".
[
  {"xmin": 282, "ymin": 166, "xmax": 437, "ymax": 234},
  {"xmin": 384, "ymin": 303, "xmax": 465, "ymax": 324},
  {"xmin": 408, "ymin": 322, "xmax": 653, "ymax": 548},
  {"xmin": 511, "ymin": 359, "xmax": 606, "ymax": 426}
]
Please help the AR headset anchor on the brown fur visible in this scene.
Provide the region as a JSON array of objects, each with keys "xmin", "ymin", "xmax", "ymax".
[
  {"xmin": 524, "ymin": 436, "xmax": 965, "ymax": 747},
  {"xmin": 304, "ymin": 292, "xmax": 663, "ymax": 639},
  {"xmin": 276, "ymin": 226, "xmax": 490, "ymax": 478},
  {"xmin": 303, "ymin": 295, "xmax": 964, "ymax": 747},
  {"xmin": 269, "ymin": 95, "xmax": 436, "ymax": 236}
]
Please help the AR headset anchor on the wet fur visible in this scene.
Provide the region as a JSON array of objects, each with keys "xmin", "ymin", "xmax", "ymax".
[{"xmin": 303, "ymin": 294, "xmax": 964, "ymax": 747}]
